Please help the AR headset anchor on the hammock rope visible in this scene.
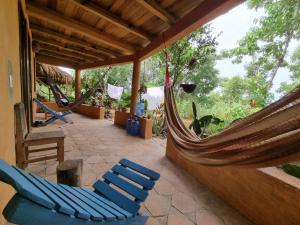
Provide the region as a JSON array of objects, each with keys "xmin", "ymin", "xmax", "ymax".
[{"xmin": 164, "ymin": 49, "xmax": 300, "ymax": 167}]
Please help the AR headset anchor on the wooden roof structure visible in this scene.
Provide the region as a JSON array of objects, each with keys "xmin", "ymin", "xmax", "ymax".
[
  {"xmin": 27, "ymin": 0, "xmax": 243, "ymax": 70},
  {"xmin": 36, "ymin": 63, "xmax": 74, "ymax": 85}
]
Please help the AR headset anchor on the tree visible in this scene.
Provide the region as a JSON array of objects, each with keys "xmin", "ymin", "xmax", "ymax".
[
  {"xmin": 222, "ymin": 0, "xmax": 300, "ymax": 89},
  {"xmin": 244, "ymin": 72, "xmax": 274, "ymax": 107},
  {"xmin": 278, "ymin": 45, "xmax": 300, "ymax": 95},
  {"xmin": 155, "ymin": 25, "xmax": 219, "ymax": 97},
  {"xmin": 81, "ymin": 64, "xmax": 132, "ymax": 94},
  {"xmin": 220, "ymin": 73, "xmax": 273, "ymax": 108},
  {"xmin": 221, "ymin": 76, "xmax": 247, "ymax": 102}
]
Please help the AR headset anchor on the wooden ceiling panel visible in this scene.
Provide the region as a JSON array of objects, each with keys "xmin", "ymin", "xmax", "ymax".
[
  {"xmin": 108, "ymin": 0, "xmax": 127, "ymax": 14},
  {"xmin": 169, "ymin": 0, "xmax": 204, "ymax": 18},
  {"xmin": 38, "ymin": 49, "xmax": 84, "ymax": 64},
  {"xmin": 56, "ymin": 0, "xmax": 68, "ymax": 13},
  {"xmin": 36, "ymin": 54, "xmax": 79, "ymax": 69},
  {"xmin": 31, "ymin": 25, "xmax": 119, "ymax": 59},
  {"xmin": 33, "ymin": 35, "xmax": 105, "ymax": 61},
  {"xmin": 27, "ymin": 3, "xmax": 139, "ymax": 54},
  {"xmin": 27, "ymin": 0, "xmax": 243, "ymax": 69}
]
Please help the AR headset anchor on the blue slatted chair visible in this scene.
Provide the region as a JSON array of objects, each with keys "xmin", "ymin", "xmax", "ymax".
[
  {"xmin": 0, "ymin": 158, "xmax": 160, "ymax": 225},
  {"xmin": 34, "ymin": 98, "xmax": 72, "ymax": 124}
]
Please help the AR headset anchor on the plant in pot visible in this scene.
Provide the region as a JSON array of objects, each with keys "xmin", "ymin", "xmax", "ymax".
[{"xmin": 189, "ymin": 102, "xmax": 224, "ymax": 138}]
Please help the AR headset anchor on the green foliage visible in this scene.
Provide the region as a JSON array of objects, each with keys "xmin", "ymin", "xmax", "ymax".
[
  {"xmin": 282, "ymin": 164, "xmax": 300, "ymax": 178},
  {"xmin": 221, "ymin": 76, "xmax": 247, "ymax": 102},
  {"xmin": 278, "ymin": 45, "xmax": 300, "ymax": 95},
  {"xmin": 222, "ymin": 0, "xmax": 300, "ymax": 88},
  {"xmin": 189, "ymin": 102, "xmax": 224, "ymax": 137},
  {"xmin": 220, "ymin": 73, "xmax": 273, "ymax": 108},
  {"xmin": 156, "ymin": 25, "xmax": 219, "ymax": 97},
  {"xmin": 245, "ymin": 72, "xmax": 274, "ymax": 107},
  {"xmin": 150, "ymin": 104, "xmax": 166, "ymax": 137},
  {"xmin": 118, "ymin": 91, "xmax": 131, "ymax": 109}
]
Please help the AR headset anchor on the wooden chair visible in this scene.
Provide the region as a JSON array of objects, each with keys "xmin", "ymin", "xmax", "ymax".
[
  {"xmin": 14, "ymin": 102, "xmax": 65, "ymax": 168},
  {"xmin": 0, "ymin": 158, "xmax": 160, "ymax": 225}
]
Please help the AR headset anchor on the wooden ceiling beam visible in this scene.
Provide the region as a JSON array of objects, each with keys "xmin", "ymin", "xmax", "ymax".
[
  {"xmin": 33, "ymin": 34, "xmax": 104, "ymax": 61},
  {"xmin": 137, "ymin": 0, "xmax": 244, "ymax": 60},
  {"xmin": 39, "ymin": 46, "xmax": 91, "ymax": 63},
  {"xmin": 72, "ymin": 0, "xmax": 154, "ymax": 41},
  {"xmin": 30, "ymin": 24, "xmax": 120, "ymax": 58},
  {"xmin": 39, "ymin": 50, "xmax": 81, "ymax": 63},
  {"xmin": 78, "ymin": 55, "xmax": 135, "ymax": 70},
  {"xmin": 36, "ymin": 55, "xmax": 79, "ymax": 69},
  {"xmin": 135, "ymin": 0, "xmax": 177, "ymax": 24},
  {"xmin": 27, "ymin": 3, "xmax": 139, "ymax": 54}
]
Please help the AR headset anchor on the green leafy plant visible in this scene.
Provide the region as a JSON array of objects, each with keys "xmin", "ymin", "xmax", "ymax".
[
  {"xmin": 189, "ymin": 102, "xmax": 224, "ymax": 137},
  {"xmin": 282, "ymin": 164, "xmax": 300, "ymax": 178},
  {"xmin": 151, "ymin": 104, "xmax": 166, "ymax": 137}
]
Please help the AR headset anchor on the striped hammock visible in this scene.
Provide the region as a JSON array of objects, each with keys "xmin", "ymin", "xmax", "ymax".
[{"xmin": 165, "ymin": 85, "xmax": 300, "ymax": 167}]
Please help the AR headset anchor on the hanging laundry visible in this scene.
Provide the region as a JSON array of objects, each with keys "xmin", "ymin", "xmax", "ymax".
[
  {"xmin": 144, "ymin": 86, "xmax": 164, "ymax": 110},
  {"xmin": 107, "ymin": 83, "xmax": 123, "ymax": 100}
]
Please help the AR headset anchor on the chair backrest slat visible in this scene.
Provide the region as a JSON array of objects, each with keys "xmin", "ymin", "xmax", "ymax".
[
  {"xmin": 0, "ymin": 160, "xmax": 55, "ymax": 209},
  {"xmin": 103, "ymin": 172, "xmax": 148, "ymax": 201},
  {"xmin": 119, "ymin": 158, "xmax": 160, "ymax": 181},
  {"xmin": 93, "ymin": 180, "xmax": 140, "ymax": 214}
]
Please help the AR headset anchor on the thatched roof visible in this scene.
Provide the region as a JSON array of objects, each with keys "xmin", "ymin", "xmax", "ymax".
[{"xmin": 36, "ymin": 63, "xmax": 74, "ymax": 85}]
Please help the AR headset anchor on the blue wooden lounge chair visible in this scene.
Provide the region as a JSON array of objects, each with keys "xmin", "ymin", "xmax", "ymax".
[
  {"xmin": 34, "ymin": 98, "xmax": 72, "ymax": 124},
  {"xmin": 0, "ymin": 158, "xmax": 160, "ymax": 225}
]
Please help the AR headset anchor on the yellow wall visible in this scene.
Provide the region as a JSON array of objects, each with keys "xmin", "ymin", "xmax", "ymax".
[{"xmin": 0, "ymin": 0, "xmax": 22, "ymax": 224}]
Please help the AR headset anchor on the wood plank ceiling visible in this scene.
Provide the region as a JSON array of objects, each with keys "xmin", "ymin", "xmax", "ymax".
[{"xmin": 26, "ymin": 0, "xmax": 242, "ymax": 69}]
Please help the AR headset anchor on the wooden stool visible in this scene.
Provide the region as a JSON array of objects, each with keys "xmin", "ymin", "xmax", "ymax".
[{"xmin": 57, "ymin": 159, "xmax": 83, "ymax": 186}]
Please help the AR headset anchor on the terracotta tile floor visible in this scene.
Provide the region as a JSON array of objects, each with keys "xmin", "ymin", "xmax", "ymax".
[{"xmin": 7, "ymin": 113, "xmax": 254, "ymax": 225}]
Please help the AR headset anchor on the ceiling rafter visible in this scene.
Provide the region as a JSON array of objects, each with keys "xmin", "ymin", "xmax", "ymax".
[
  {"xmin": 27, "ymin": 3, "xmax": 139, "ymax": 54},
  {"xmin": 36, "ymin": 54, "xmax": 79, "ymax": 69},
  {"xmin": 78, "ymin": 54, "xmax": 135, "ymax": 70},
  {"xmin": 38, "ymin": 50, "xmax": 82, "ymax": 63},
  {"xmin": 30, "ymin": 24, "xmax": 120, "ymax": 58},
  {"xmin": 40, "ymin": 44, "xmax": 92, "ymax": 63},
  {"xmin": 71, "ymin": 0, "xmax": 154, "ymax": 41},
  {"xmin": 135, "ymin": 0, "xmax": 177, "ymax": 24},
  {"xmin": 33, "ymin": 34, "xmax": 105, "ymax": 61}
]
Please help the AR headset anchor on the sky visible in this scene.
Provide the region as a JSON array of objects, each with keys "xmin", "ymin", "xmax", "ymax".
[{"xmin": 209, "ymin": 2, "xmax": 298, "ymax": 97}]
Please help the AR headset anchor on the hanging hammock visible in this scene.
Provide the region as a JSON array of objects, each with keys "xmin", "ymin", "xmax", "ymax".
[
  {"xmin": 46, "ymin": 67, "xmax": 111, "ymax": 111},
  {"xmin": 164, "ymin": 49, "xmax": 300, "ymax": 168}
]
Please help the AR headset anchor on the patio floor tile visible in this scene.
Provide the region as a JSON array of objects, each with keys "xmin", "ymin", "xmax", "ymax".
[
  {"xmin": 3, "ymin": 113, "xmax": 254, "ymax": 225},
  {"xmin": 172, "ymin": 192, "xmax": 197, "ymax": 214},
  {"xmin": 167, "ymin": 213, "xmax": 195, "ymax": 225}
]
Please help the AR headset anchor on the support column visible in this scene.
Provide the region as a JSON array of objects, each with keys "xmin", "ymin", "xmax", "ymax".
[
  {"xmin": 130, "ymin": 59, "xmax": 141, "ymax": 114},
  {"xmin": 75, "ymin": 69, "xmax": 81, "ymax": 100}
]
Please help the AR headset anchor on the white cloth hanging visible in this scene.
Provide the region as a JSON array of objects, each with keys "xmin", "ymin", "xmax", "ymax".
[
  {"xmin": 107, "ymin": 84, "xmax": 123, "ymax": 100},
  {"xmin": 144, "ymin": 86, "xmax": 164, "ymax": 110}
]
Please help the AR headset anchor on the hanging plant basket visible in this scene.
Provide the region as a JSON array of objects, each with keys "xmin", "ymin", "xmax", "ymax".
[{"xmin": 180, "ymin": 84, "xmax": 196, "ymax": 93}]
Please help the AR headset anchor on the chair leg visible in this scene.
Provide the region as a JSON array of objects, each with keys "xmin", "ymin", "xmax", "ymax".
[
  {"xmin": 23, "ymin": 146, "xmax": 29, "ymax": 168},
  {"xmin": 57, "ymin": 140, "xmax": 64, "ymax": 163},
  {"xmin": 25, "ymin": 146, "xmax": 29, "ymax": 161}
]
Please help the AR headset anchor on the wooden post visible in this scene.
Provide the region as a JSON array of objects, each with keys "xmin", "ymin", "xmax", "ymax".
[
  {"xmin": 75, "ymin": 69, "xmax": 81, "ymax": 100},
  {"xmin": 130, "ymin": 59, "xmax": 141, "ymax": 114}
]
